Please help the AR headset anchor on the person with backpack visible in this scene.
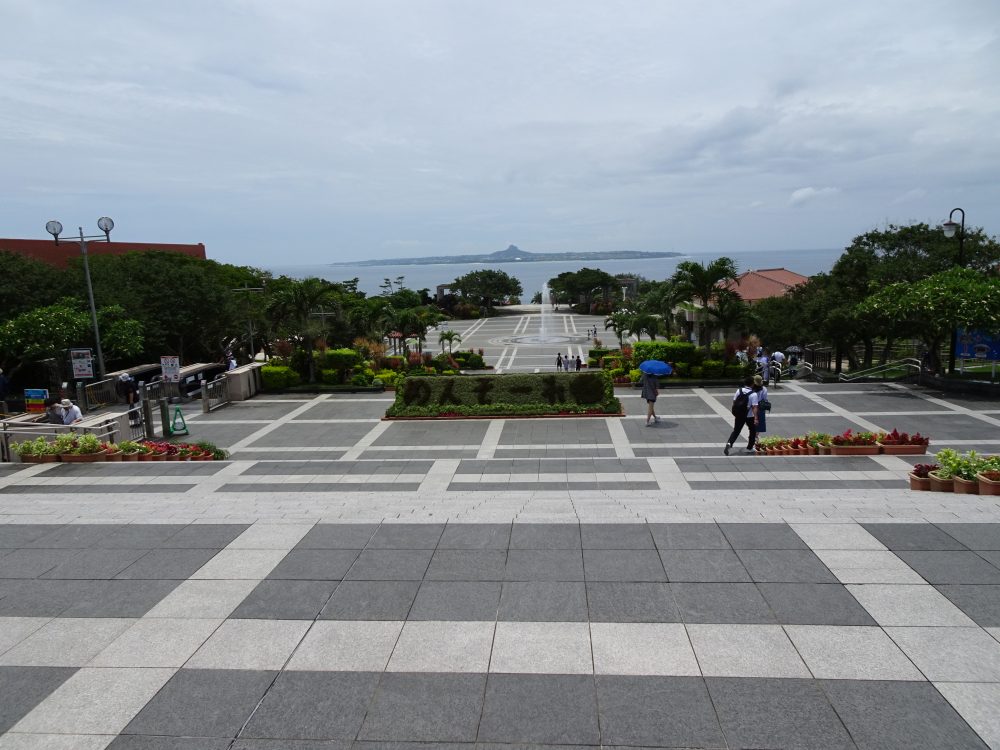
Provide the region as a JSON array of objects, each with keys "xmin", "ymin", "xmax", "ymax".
[{"xmin": 724, "ymin": 376, "xmax": 758, "ymax": 455}]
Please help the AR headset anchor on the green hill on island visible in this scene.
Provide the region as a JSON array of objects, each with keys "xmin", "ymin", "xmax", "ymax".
[{"xmin": 329, "ymin": 244, "xmax": 681, "ymax": 267}]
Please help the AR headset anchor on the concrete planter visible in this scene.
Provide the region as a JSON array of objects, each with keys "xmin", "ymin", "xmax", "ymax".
[
  {"xmin": 830, "ymin": 444, "xmax": 879, "ymax": 456},
  {"xmin": 878, "ymin": 442, "xmax": 928, "ymax": 455},
  {"xmin": 978, "ymin": 473, "xmax": 1000, "ymax": 496},
  {"xmin": 953, "ymin": 476, "xmax": 980, "ymax": 495},
  {"xmin": 928, "ymin": 472, "xmax": 954, "ymax": 492},
  {"xmin": 908, "ymin": 473, "xmax": 931, "ymax": 491}
]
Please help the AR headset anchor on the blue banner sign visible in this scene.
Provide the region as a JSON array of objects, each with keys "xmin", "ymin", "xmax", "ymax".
[{"xmin": 957, "ymin": 329, "xmax": 1000, "ymax": 360}]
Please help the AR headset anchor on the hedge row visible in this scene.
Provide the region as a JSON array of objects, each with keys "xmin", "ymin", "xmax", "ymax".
[
  {"xmin": 632, "ymin": 341, "xmax": 699, "ymax": 364},
  {"xmin": 386, "ymin": 371, "xmax": 620, "ymax": 417}
]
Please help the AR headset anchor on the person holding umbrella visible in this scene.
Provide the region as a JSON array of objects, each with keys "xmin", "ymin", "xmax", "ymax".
[{"xmin": 638, "ymin": 360, "xmax": 672, "ymax": 426}]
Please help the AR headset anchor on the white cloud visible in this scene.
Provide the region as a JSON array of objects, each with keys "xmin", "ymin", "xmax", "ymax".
[{"xmin": 789, "ymin": 187, "xmax": 841, "ymax": 206}]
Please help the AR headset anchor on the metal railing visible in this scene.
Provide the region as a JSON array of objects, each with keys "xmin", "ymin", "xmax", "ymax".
[
  {"xmin": 1, "ymin": 418, "xmax": 119, "ymax": 463},
  {"xmin": 84, "ymin": 376, "xmax": 119, "ymax": 411},
  {"xmin": 142, "ymin": 380, "xmax": 164, "ymax": 404},
  {"xmin": 837, "ymin": 358, "xmax": 921, "ymax": 382},
  {"xmin": 201, "ymin": 376, "xmax": 230, "ymax": 413}
]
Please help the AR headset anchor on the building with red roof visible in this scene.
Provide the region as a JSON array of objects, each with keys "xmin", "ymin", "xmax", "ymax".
[
  {"xmin": 0, "ymin": 238, "xmax": 206, "ymax": 268},
  {"xmin": 724, "ymin": 267, "xmax": 809, "ymax": 303}
]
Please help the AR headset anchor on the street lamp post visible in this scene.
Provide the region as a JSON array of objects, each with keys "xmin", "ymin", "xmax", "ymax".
[
  {"xmin": 942, "ymin": 207, "xmax": 966, "ymax": 375},
  {"xmin": 45, "ymin": 218, "xmax": 114, "ymax": 379},
  {"xmin": 232, "ymin": 283, "xmax": 265, "ymax": 362}
]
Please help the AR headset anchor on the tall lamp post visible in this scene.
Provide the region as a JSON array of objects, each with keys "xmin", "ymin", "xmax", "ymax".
[
  {"xmin": 45, "ymin": 218, "xmax": 114, "ymax": 379},
  {"xmin": 942, "ymin": 207, "xmax": 966, "ymax": 375},
  {"xmin": 232, "ymin": 283, "xmax": 265, "ymax": 362}
]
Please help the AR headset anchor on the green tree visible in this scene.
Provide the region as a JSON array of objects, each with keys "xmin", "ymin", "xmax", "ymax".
[
  {"xmin": 705, "ymin": 289, "xmax": 753, "ymax": 342},
  {"xmin": 0, "ymin": 251, "xmax": 74, "ymax": 316},
  {"xmin": 438, "ymin": 329, "xmax": 462, "ymax": 353},
  {"xmin": 0, "ymin": 302, "xmax": 88, "ymax": 378},
  {"xmin": 549, "ymin": 268, "xmax": 617, "ymax": 310},
  {"xmin": 451, "ymin": 270, "xmax": 523, "ymax": 311},
  {"xmin": 672, "ymin": 257, "xmax": 739, "ymax": 347},
  {"xmin": 604, "ymin": 311, "xmax": 635, "ymax": 348}
]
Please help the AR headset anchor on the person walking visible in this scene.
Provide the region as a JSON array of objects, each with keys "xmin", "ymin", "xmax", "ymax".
[
  {"xmin": 724, "ymin": 377, "xmax": 757, "ymax": 455},
  {"xmin": 752, "ymin": 374, "xmax": 769, "ymax": 449},
  {"xmin": 756, "ymin": 350, "xmax": 770, "ymax": 385},
  {"xmin": 641, "ymin": 370, "xmax": 660, "ymax": 426},
  {"xmin": 556, "ymin": 353, "xmax": 563, "ymax": 371},
  {"xmin": 44, "ymin": 397, "xmax": 64, "ymax": 424},
  {"xmin": 565, "ymin": 355, "xmax": 572, "ymax": 372},
  {"xmin": 575, "ymin": 355, "xmax": 582, "ymax": 372},
  {"xmin": 116, "ymin": 373, "xmax": 140, "ymax": 425}
]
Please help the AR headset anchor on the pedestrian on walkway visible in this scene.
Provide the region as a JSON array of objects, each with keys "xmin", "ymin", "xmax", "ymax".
[
  {"xmin": 752, "ymin": 374, "xmax": 769, "ymax": 448},
  {"xmin": 724, "ymin": 377, "xmax": 757, "ymax": 455},
  {"xmin": 564, "ymin": 356, "xmax": 572, "ymax": 372},
  {"xmin": 60, "ymin": 398, "xmax": 83, "ymax": 425},
  {"xmin": 575, "ymin": 355, "xmax": 582, "ymax": 371},
  {"xmin": 556, "ymin": 353, "xmax": 563, "ymax": 370},
  {"xmin": 641, "ymin": 371, "xmax": 660, "ymax": 426}
]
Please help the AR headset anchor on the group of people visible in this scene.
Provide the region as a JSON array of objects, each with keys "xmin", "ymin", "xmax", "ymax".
[
  {"xmin": 42, "ymin": 397, "xmax": 83, "ymax": 425},
  {"xmin": 555, "ymin": 353, "xmax": 583, "ymax": 372},
  {"xmin": 724, "ymin": 374, "xmax": 770, "ymax": 454},
  {"xmin": 737, "ymin": 347, "xmax": 798, "ymax": 385}
]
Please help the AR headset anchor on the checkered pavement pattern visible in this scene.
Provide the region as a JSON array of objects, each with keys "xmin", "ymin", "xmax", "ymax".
[{"xmin": 2, "ymin": 520, "xmax": 999, "ymax": 748}]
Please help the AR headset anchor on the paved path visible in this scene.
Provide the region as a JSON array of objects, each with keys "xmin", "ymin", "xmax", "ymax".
[{"xmin": 2, "ymin": 333, "xmax": 1000, "ymax": 747}]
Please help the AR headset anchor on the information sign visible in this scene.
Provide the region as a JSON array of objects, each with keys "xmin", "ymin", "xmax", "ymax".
[
  {"xmin": 957, "ymin": 329, "xmax": 1000, "ymax": 360},
  {"xmin": 70, "ymin": 348, "xmax": 94, "ymax": 379},
  {"xmin": 24, "ymin": 388, "xmax": 48, "ymax": 412},
  {"xmin": 160, "ymin": 356, "xmax": 181, "ymax": 383}
]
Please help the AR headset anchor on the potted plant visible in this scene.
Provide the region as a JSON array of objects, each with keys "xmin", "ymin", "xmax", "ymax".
[
  {"xmin": 952, "ymin": 451, "xmax": 985, "ymax": 495},
  {"xmin": 194, "ymin": 441, "xmax": 229, "ymax": 461},
  {"xmin": 102, "ymin": 442, "xmax": 123, "ymax": 461},
  {"xmin": 830, "ymin": 429, "xmax": 879, "ymax": 456},
  {"xmin": 118, "ymin": 440, "xmax": 142, "ymax": 461},
  {"xmin": 140, "ymin": 440, "xmax": 168, "ymax": 461},
  {"xmin": 789, "ymin": 437, "xmax": 808, "ymax": 455},
  {"xmin": 60, "ymin": 433, "xmax": 107, "ymax": 463},
  {"xmin": 807, "ymin": 432, "xmax": 832, "ymax": 455},
  {"xmin": 877, "ymin": 429, "xmax": 930, "ymax": 455},
  {"xmin": 929, "ymin": 448, "xmax": 958, "ymax": 492},
  {"xmin": 10, "ymin": 437, "xmax": 59, "ymax": 463},
  {"xmin": 909, "ymin": 463, "xmax": 938, "ymax": 491},
  {"xmin": 978, "ymin": 456, "xmax": 1000, "ymax": 496}
]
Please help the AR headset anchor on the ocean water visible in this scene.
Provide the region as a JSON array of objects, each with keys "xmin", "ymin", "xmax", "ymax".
[{"xmin": 267, "ymin": 247, "xmax": 841, "ymax": 297}]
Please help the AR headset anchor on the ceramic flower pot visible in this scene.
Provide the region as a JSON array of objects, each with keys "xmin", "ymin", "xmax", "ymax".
[
  {"xmin": 830, "ymin": 444, "xmax": 879, "ymax": 456},
  {"xmin": 878, "ymin": 442, "xmax": 927, "ymax": 455},
  {"xmin": 928, "ymin": 472, "xmax": 954, "ymax": 492},
  {"xmin": 978, "ymin": 473, "xmax": 1000, "ymax": 496},
  {"xmin": 104, "ymin": 451, "xmax": 123, "ymax": 462},
  {"xmin": 20, "ymin": 453, "xmax": 58, "ymax": 463},
  {"xmin": 818, "ymin": 445, "xmax": 831, "ymax": 455},
  {"xmin": 953, "ymin": 476, "xmax": 980, "ymax": 495},
  {"xmin": 121, "ymin": 452, "xmax": 139, "ymax": 461},
  {"xmin": 909, "ymin": 473, "xmax": 931, "ymax": 491},
  {"xmin": 60, "ymin": 452, "xmax": 106, "ymax": 463}
]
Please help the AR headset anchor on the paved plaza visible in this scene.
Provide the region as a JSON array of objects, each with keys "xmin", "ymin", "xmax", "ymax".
[{"xmin": 2, "ymin": 313, "xmax": 1000, "ymax": 748}]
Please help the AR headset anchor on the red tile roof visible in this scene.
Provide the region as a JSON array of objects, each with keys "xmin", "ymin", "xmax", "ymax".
[
  {"xmin": 723, "ymin": 268, "xmax": 809, "ymax": 302},
  {"xmin": 0, "ymin": 238, "xmax": 206, "ymax": 268}
]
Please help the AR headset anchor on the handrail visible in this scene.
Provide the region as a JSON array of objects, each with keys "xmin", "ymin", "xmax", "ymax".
[{"xmin": 838, "ymin": 358, "xmax": 921, "ymax": 382}]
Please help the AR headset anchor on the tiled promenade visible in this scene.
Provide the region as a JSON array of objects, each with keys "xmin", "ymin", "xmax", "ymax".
[{"xmin": 1, "ymin": 373, "xmax": 1000, "ymax": 748}]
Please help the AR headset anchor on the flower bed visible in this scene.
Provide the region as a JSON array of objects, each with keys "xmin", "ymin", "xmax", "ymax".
[
  {"xmin": 922, "ymin": 449, "xmax": 1000, "ymax": 494},
  {"xmin": 385, "ymin": 372, "xmax": 621, "ymax": 419}
]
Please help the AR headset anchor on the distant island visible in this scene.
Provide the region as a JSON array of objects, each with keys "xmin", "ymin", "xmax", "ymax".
[{"xmin": 329, "ymin": 244, "xmax": 682, "ymax": 267}]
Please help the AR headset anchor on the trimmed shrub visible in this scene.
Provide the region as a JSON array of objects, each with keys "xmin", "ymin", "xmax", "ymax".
[
  {"xmin": 689, "ymin": 366, "xmax": 704, "ymax": 379},
  {"xmin": 633, "ymin": 341, "xmax": 697, "ymax": 365},
  {"xmin": 672, "ymin": 362, "xmax": 690, "ymax": 377},
  {"xmin": 261, "ymin": 365, "xmax": 301, "ymax": 391},
  {"xmin": 316, "ymin": 347, "xmax": 361, "ymax": 371},
  {"xmin": 701, "ymin": 359, "xmax": 725, "ymax": 379},
  {"xmin": 725, "ymin": 363, "xmax": 747, "ymax": 378},
  {"xmin": 589, "ymin": 348, "xmax": 613, "ymax": 360},
  {"xmin": 386, "ymin": 371, "xmax": 620, "ymax": 417}
]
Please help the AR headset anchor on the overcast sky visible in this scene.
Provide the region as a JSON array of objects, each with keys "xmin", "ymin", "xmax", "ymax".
[{"xmin": 2, "ymin": 1, "xmax": 998, "ymax": 266}]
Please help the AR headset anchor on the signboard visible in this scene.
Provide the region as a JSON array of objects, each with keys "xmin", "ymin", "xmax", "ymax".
[
  {"xmin": 957, "ymin": 329, "xmax": 1000, "ymax": 360},
  {"xmin": 70, "ymin": 348, "xmax": 94, "ymax": 379},
  {"xmin": 160, "ymin": 356, "xmax": 181, "ymax": 383},
  {"xmin": 24, "ymin": 388, "xmax": 48, "ymax": 413}
]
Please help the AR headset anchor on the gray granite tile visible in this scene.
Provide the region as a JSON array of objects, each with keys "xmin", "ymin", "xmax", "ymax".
[
  {"xmin": 582, "ymin": 550, "xmax": 666, "ymax": 582},
  {"xmin": 595, "ymin": 675, "xmax": 725, "ymax": 748},
  {"xmin": 232, "ymin": 579, "xmax": 338, "ymax": 620},
  {"xmin": 0, "ymin": 579, "xmax": 106, "ymax": 617},
  {"xmin": 478, "ymin": 674, "xmax": 600, "ymax": 745},
  {"xmin": 40, "ymin": 549, "xmax": 148, "ymax": 579},
  {"xmin": 672, "ymin": 583, "xmax": 776, "ymax": 624},
  {"xmin": 505, "ymin": 550, "xmax": 584, "ymax": 581},
  {"xmin": 499, "ymin": 582, "xmax": 589, "ymax": 622},
  {"xmin": 242, "ymin": 671, "xmax": 379, "ymax": 740},
  {"xmin": 319, "ymin": 581, "xmax": 419, "ymax": 620},
  {"xmin": 586, "ymin": 582, "xmax": 680, "ymax": 622},
  {"xmin": 159, "ymin": 524, "xmax": 250, "ymax": 549},
  {"xmin": 897, "ymin": 551, "xmax": 1000, "ymax": 584},
  {"xmin": 368, "ymin": 524, "xmax": 445, "ymax": 549},
  {"xmin": 509, "ymin": 524, "xmax": 581, "ymax": 550},
  {"xmin": 437, "ymin": 524, "xmax": 511, "ymax": 550},
  {"xmin": 59, "ymin": 579, "xmax": 181, "ymax": 617},
  {"xmin": 935, "ymin": 585, "xmax": 1000, "ymax": 627},
  {"xmin": 0, "ymin": 549, "xmax": 81, "ymax": 578},
  {"xmin": 359, "ymin": 673, "xmax": 485, "ymax": 742},
  {"xmin": 821, "ymin": 679, "xmax": 988, "ymax": 749},
  {"xmin": 27, "ymin": 524, "xmax": 119, "ymax": 548},
  {"xmin": 720, "ymin": 523, "xmax": 808, "ymax": 550},
  {"xmin": 708, "ymin": 677, "xmax": 855, "ymax": 749},
  {"xmin": 345, "ymin": 550, "xmax": 433, "ymax": 580},
  {"xmin": 96, "ymin": 524, "xmax": 188, "ymax": 548},
  {"xmin": 425, "ymin": 550, "xmax": 507, "ymax": 581},
  {"xmin": 936, "ymin": 523, "xmax": 1000, "ymax": 550},
  {"xmin": 757, "ymin": 583, "xmax": 877, "ymax": 625},
  {"xmin": 0, "ymin": 665, "xmax": 77, "ymax": 732},
  {"xmin": 295, "ymin": 524, "xmax": 378, "ymax": 549},
  {"xmin": 737, "ymin": 549, "xmax": 838, "ymax": 583},
  {"xmin": 580, "ymin": 524, "xmax": 654, "ymax": 549},
  {"xmin": 649, "ymin": 523, "xmax": 732, "ymax": 550},
  {"xmin": 266, "ymin": 550, "xmax": 360, "ymax": 580},
  {"xmin": 862, "ymin": 523, "xmax": 968, "ymax": 551},
  {"xmin": 123, "ymin": 668, "xmax": 277, "ymax": 739},
  {"xmin": 107, "ymin": 737, "xmax": 231, "ymax": 749},
  {"xmin": 115, "ymin": 548, "xmax": 221, "ymax": 580},
  {"xmin": 0, "ymin": 525, "xmax": 60, "ymax": 548},
  {"xmin": 409, "ymin": 581, "xmax": 502, "ymax": 621},
  {"xmin": 659, "ymin": 549, "xmax": 751, "ymax": 582}
]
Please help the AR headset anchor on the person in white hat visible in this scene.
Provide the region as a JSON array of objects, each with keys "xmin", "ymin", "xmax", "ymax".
[{"xmin": 60, "ymin": 398, "xmax": 83, "ymax": 424}]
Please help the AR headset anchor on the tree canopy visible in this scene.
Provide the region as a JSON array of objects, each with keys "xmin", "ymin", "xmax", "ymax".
[{"xmin": 451, "ymin": 269, "xmax": 522, "ymax": 310}]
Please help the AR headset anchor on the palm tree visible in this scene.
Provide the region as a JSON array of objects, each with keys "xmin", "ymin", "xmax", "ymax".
[
  {"xmin": 266, "ymin": 278, "xmax": 339, "ymax": 381},
  {"xmin": 672, "ymin": 258, "xmax": 739, "ymax": 347},
  {"xmin": 438, "ymin": 329, "xmax": 462, "ymax": 353},
  {"xmin": 630, "ymin": 313, "xmax": 661, "ymax": 341},
  {"xmin": 706, "ymin": 288, "xmax": 753, "ymax": 342},
  {"xmin": 604, "ymin": 311, "xmax": 635, "ymax": 348}
]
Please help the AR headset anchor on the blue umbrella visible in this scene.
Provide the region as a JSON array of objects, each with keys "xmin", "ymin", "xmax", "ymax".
[{"xmin": 639, "ymin": 360, "xmax": 672, "ymax": 375}]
